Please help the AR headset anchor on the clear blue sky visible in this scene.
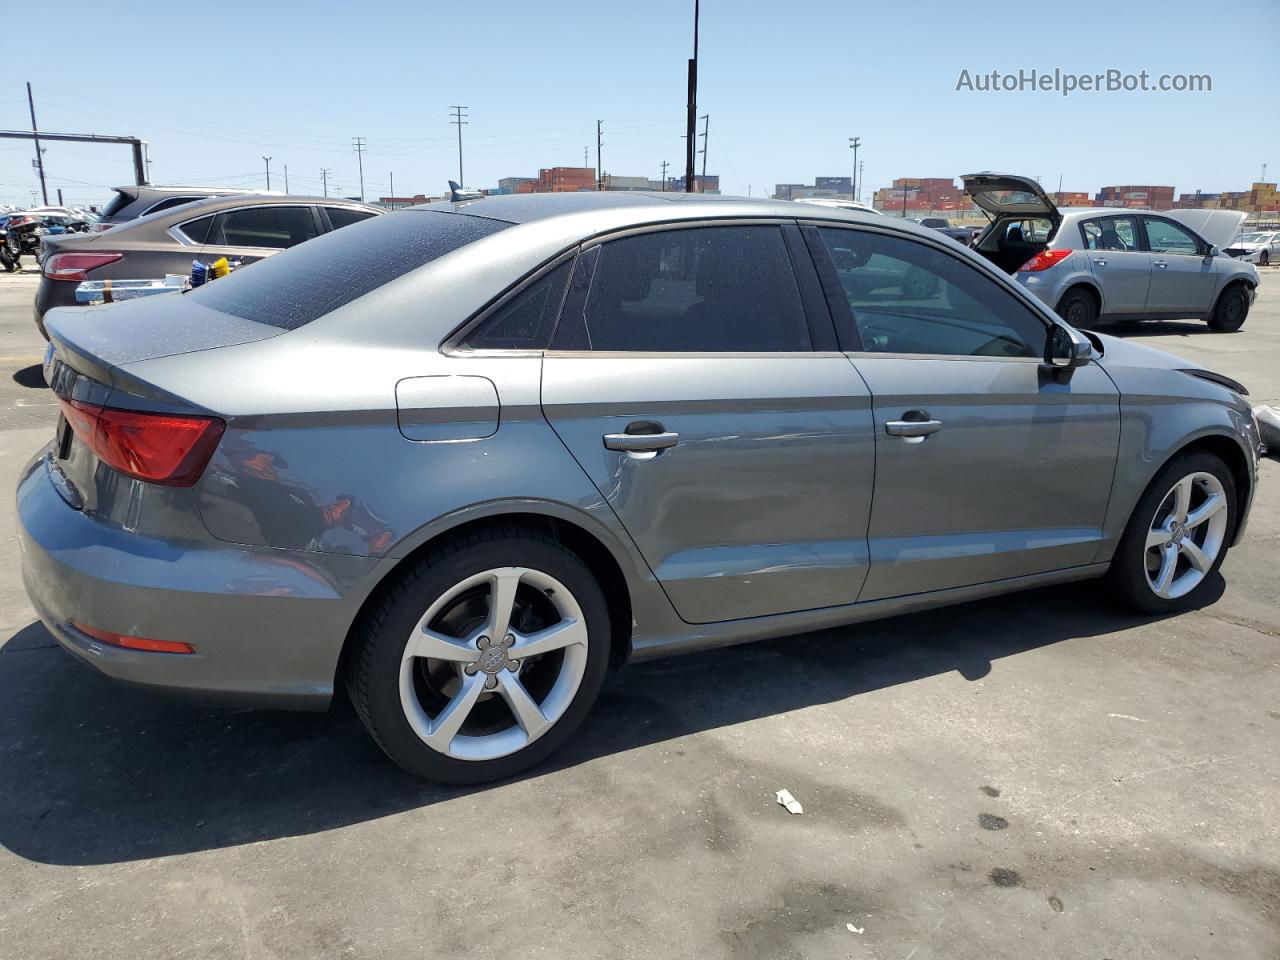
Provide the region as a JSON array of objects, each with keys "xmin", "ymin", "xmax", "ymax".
[{"xmin": 4, "ymin": 0, "xmax": 1276, "ymax": 207}]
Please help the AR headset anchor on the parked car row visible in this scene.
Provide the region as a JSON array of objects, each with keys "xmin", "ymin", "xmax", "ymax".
[
  {"xmin": 34, "ymin": 193, "xmax": 381, "ymax": 335},
  {"xmin": 22, "ymin": 190, "xmax": 1267, "ymax": 782}
]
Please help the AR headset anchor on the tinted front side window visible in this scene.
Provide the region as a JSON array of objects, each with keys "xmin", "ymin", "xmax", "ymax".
[
  {"xmin": 214, "ymin": 206, "xmax": 318, "ymax": 249},
  {"xmin": 818, "ymin": 227, "xmax": 1044, "ymax": 358},
  {"xmin": 1080, "ymin": 216, "xmax": 1139, "ymax": 251},
  {"xmin": 1144, "ymin": 218, "xmax": 1200, "ymax": 255},
  {"xmin": 189, "ymin": 210, "xmax": 510, "ymax": 330},
  {"xmin": 561, "ymin": 226, "xmax": 809, "ymax": 352}
]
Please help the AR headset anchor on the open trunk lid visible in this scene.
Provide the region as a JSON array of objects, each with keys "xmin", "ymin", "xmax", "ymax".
[
  {"xmin": 961, "ymin": 172, "xmax": 1061, "ymax": 227},
  {"xmin": 1162, "ymin": 209, "xmax": 1248, "ymax": 251}
]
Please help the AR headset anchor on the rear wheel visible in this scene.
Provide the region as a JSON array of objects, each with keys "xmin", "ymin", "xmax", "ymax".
[
  {"xmin": 1107, "ymin": 451, "xmax": 1235, "ymax": 614},
  {"xmin": 1260, "ymin": 251, "xmax": 1269, "ymax": 266},
  {"xmin": 347, "ymin": 527, "xmax": 611, "ymax": 782},
  {"xmin": 1057, "ymin": 287, "xmax": 1098, "ymax": 329},
  {"xmin": 1208, "ymin": 284, "xmax": 1249, "ymax": 332}
]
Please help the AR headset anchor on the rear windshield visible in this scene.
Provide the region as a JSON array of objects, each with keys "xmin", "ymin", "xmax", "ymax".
[{"xmin": 187, "ymin": 210, "xmax": 510, "ymax": 330}]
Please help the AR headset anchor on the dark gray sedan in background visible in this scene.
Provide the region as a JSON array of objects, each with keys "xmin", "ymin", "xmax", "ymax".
[
  {"xmin": 34, "ymin": 194, "xmax": 381, "ymax": 334},
  {"xmin": 19, "ymin": 193, "xmax": 1263, "ymax": 782}
]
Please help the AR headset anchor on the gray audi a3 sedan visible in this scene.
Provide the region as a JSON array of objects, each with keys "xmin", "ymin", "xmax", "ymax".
[{"xmin": 19, "ymin": 192, "xmax": 1264, "ymax": 782}]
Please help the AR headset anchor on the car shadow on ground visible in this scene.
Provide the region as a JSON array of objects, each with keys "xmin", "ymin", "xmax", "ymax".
[
  {"xmin": 1093, "ymin": 319, "xmax": 1220, "ymax": 339},
  {"xmin": 11, "ymin": 364, "xmax": 46, "ymax": 389},
  {"xmin": 0, "ymin": 576, "xmax": 1219, "ymax": 867}
]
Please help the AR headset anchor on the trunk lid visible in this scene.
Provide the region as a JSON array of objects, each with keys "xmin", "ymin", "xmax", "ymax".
[{"xmin": 961, "ymin": 172, "xmax": 1062, "ymax": 227}]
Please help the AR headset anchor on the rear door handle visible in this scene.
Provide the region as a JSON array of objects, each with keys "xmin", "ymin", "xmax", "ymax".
[
  {"xmin": 604, "ymin": 431, "xmax": 679, "ymax": 452},
  {"xmin": 885, "ymin": 418, "xmax": 942, "ymax": 438},
  {"xmin": 1091, "ymin": 258, "xmax": 1107, "ymax": 266},
  {"xmin": 1153, "ymin": 260, "xmax": 1167, "ymax": 268}
]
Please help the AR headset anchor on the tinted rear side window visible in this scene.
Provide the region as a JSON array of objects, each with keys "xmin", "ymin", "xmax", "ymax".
[
  {"xmin": 466, "ymin": 261, "xmax": 571, "ymax": 349},
  {"xmin": 189, "ymin": 210, "xmax": 510, "ymax": 330}
]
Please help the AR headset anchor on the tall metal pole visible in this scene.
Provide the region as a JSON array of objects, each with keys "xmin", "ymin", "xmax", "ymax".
[
  {"xmin": 848, "ymin": 137, "xmax": 860, "ymax": 202},
  {"xmin": 698, "ymin": 114, "xmax": 709, "ymax": 190},
  {"xmin": 284, "ymin": 164, "xmax": 289, "ymax": 193},
  {"xmin": 262, "ymin": 156, "xmax": 272, "ymax": 190},
  {"xmin": 26, "ymin": 82, "xmax": 48, "ymax": 206},
  {"xmin": 596, "ymin": 120, "xmax": 603, "ymax": 191},
  {"xmin": 352, "ymin": 137, "xmax": 367, "ymax": 200},
  {"xmin": 449, "ymin": 107, "xmax": 468, "ymax": 186},
  {"xmin": 684, "ymin": 0, "xmax": 699, "ymax": 192}
]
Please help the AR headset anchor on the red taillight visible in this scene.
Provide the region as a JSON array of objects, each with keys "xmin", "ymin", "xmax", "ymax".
[
  {"xmin": 73, "ymin": 621, "xmax": 195, "ymax": 654},
  {"xmin": 43, "ymin": 252, "xmax": 123, "ymax": 281},
  {"xmin": 1019, "ymin": 249, "xmax": 1073, "ymax": 272},
  {"xmin": 57, "ymin": 397, "xmax": 225, "ymax": 486}
]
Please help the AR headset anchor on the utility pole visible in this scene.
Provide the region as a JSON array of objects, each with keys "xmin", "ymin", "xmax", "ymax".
[
  {"xmin": 698, "ymin": 114, "xmax": 709, "ymax": 191},
  {"xmin": 389, "ymin": 171, "xmax": 395, "ymax": 203},
  {"xmin": 660, "ymin": 160, "xmax": 669, "ymax": 191},
  {"xmin": 848, "ymin": 137, "xmax": 860, "ymax": 201},
  {"xmin": 284, "ymin": 164, "xmax": 289, "ymax": 193},
  {"xmin": 685, "ymin": 0, "xmax": 700, "ymax": 192},
  {"xmin": 352, "ymin": 137, "xmax": 367, "ymax": 200},
  {"xmin": 902, "ymin": 180, "xmax": 908, "ymax": 218},
  {"xmin": 26, "ymin": 82, "xmax": 48, "ymax": 205},
  {"xmin": 584, "ymin": 146, "xmax": 589, "ymax": 167},
  {"xmin": 858, "ymin": 161, "xmax": 864, "ymax": 203},
  {"xmin": 596, "ymin": 120, "xmax": 603, "ymax": 191},
  {"xmin": 449, "ymin": 107, "xmax": 467, "ymax": 186},
  {"xmin": 320, "ymin": 168, "xmax": 331, "ymax": 197},
  {"xmin": 143, "ymin": 141, "xmax": 151, "ymax": 183},
  {"xmin": 262, "ymin": 156, "xmax": 272, "ymax": 190}
]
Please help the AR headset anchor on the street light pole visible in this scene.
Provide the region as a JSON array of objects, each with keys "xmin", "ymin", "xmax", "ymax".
[
  {"xmin": 848, "ymin": 137, "xmax": 860, "ymax": 202},
  {"xmin": 262, "ymin": 156, "xmax": 272, "ymax": 190},
  {"xmin": 684, "ymin": 0, "xmax": 699, "ymax": 192},
  {"xmin": 27, "ymin": 82, "xmax": 48, "ymax": 205}
]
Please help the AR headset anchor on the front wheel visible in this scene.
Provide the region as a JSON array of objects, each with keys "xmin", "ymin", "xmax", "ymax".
[
  {"xmin": 1260, "ymin": 251, "xmax": 1269, "ymax": 266},
  {"xmin": 1208, "ymin": 284, "xmax": 1250, "ymax": 332},
  {"xmin": 1107, "ymin": 451, "xmax": 1235, "ymax": 615},
  {"xmin": 347, "ymin": 527, "xmax": 612, "ymax": 782}
]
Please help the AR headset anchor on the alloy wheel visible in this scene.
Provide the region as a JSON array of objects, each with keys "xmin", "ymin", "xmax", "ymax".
[
  {"xmin": 398, "ymin": 566, "xmax": 589, "ymax": 761},
  {"xmin": 1144, "ymin": 471, "xmax": 1229, "ymax": 600}
]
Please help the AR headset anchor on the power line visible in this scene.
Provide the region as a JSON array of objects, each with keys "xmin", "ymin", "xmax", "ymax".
[
  {"xmin": 449, "ymin": 106, "xmax": 468, "ymax": 186},
  {"xmin": 351, "ymin": 137, "xmax": 367, "ymax": 201}
]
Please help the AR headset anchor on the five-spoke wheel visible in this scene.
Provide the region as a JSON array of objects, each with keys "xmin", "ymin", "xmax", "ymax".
[{"xmin": 348, "ymin": 528, "xmax": 610, "ymax": 782}]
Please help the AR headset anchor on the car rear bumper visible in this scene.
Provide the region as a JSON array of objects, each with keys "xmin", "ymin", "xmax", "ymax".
[{"xmin": 16, "ymin": 449, "xmax": 378, "ymax": 710}]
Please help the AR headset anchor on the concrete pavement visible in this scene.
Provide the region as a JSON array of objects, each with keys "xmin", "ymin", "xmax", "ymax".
[{"xmin": 0, "ymin": 268, "xmax": 1277, "ymax": 959}]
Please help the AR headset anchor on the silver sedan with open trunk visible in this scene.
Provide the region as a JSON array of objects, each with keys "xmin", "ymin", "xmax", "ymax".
[{"xmin": 18, "ymin": 192, "xmax": 1264, "ymax": 782}]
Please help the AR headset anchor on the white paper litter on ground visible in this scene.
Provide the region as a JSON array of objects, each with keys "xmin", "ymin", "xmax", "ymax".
[
  {"xmin": 846, "ymin": 923, "xmax": 865, "ymax": 934},
  {"xmin": 775, "ymin": 789, "xmax": 803, "ymax": 814}
]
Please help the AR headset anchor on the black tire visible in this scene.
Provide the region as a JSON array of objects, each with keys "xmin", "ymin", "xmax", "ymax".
[
  {"xmin": 347, "ymin": 525, "xmax": 612, "ymax": 783},
  {"xmin": 1057, "ymin": 287, "xmax": 1098, "ymax": 329},
  {"xmin": 0, "ymin": 251, "xmax": 16, "ymax": 273},
  {"xmin": 1260, "ymin": 251, "xmax": 1269, "ymax": 266},
  {"xmin": 1208, "ymin": 283, "xmax": 1250, "ymax": 333},
  {"xmin": 1106, "ymin": 451, "xmax": 1235, "ymax": 615}
]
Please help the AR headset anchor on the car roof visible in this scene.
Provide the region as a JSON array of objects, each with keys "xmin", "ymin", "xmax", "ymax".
[{"xmin": 410, "ymin": 190, "xmax": 887, "ymax": 227}]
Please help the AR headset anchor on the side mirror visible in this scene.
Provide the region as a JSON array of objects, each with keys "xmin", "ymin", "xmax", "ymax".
[
  {"xmin": 1206, "ymin": 245, "xmax": 1219, "ymax": 259},
  {"xmin": 1043, "ymin": 324, "xmax": 1093, "ymax": 381}
]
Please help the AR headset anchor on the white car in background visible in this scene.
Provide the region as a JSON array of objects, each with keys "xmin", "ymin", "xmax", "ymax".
[{"xmin": 1226, "ymin": 231, "xmax": 1279, "ymax": 266}]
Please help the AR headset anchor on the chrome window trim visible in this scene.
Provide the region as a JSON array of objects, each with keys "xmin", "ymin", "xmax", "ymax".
[{"xmin": 140, "ymin": 195, "xmax": 204, "ymax": 217}]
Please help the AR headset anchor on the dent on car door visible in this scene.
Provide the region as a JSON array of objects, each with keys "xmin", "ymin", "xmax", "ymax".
[
  {"xmin": 809, "ymin": 225, "xmax": 1120, "ymax": 600},
  {"xmin": 539, "ymin": 223, "xmax": 876, "ymax": 624},
  {"xmin": 1142, "ymin": 216, "xmax": 1216, "ymax": 314}
]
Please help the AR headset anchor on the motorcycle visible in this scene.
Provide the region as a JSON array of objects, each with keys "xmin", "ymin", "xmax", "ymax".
[{"xmin": 0, "ymin": 217, "xmax": 19, "ymax": 272}]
